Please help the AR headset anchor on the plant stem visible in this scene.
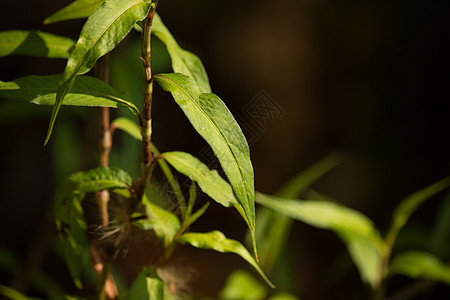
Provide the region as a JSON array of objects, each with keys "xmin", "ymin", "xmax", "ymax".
[{"xmin": 134, "ymin": 3, "xmax": 157, "ymax": 201}]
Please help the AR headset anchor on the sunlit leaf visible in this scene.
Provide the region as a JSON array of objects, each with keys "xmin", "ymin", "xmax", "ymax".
[
  {"xmin": 152, "ymin": 14, "xmax": 211, "ymax": 93},
  {"xmin": 178, "ymin": 231, "xmax": 274, "ymax": 288},
  {"xmin": 133, "ymin": 196, "xmax": 180, "ymax": 247},
  {"xmin": 256, "ymin": 193, "xmax": 385, "ymax": 288},
  {"xmin": 387, "ymin": 177, "xmax": 450, "ymax": 248},
  {"xmin": 44, "ymin": 0, "xmax": 104, "ymax": 24},
  {"xmin": 389, "ymin": 251, "xmax": 450, "ymax": 284},
  {"xmin": 254, "ymin": 154, "xmax": 341, "ymax": 272},
  {"xmin": 0, "ymin": 75, "xmax": 139, "ymax": 115},
  {"xmin": 219, "ymin": 269, "xmax": 268, "ymax": 300},
  {"xmin": 161, "ymin": 151, "xmax": 238, "ymax": 208},
  {"xmin": 128, "ymin": 267, "xmax": 164, "ymax": 300},
  {"xmin": 0, "ymin": 30, "xmax": 74, "ymax": 58},
  {"xmin": 154, "ymin": 73, "xmax": 255, "ymax": 229},
  {"xmin": 46, "ymin": 0, "xmax": 152, "ymax": 144}
]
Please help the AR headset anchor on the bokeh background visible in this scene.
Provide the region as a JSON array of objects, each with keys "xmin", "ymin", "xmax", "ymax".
[{"xmin": 0, "ymin": 0, "xmax": 449, "ymax": 299}]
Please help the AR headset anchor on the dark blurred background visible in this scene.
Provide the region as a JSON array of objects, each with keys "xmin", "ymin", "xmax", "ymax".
[{"xmin": 0, "ymin": 0, "xmax": 449, "ymax": 299}]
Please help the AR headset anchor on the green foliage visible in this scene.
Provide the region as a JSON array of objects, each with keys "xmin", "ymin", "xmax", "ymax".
[
  {"xmin": 219, "ymin": 269, "xmax": 268, "ymax": 300},
  {"xmin": 128, "ymin": 267, "xmax": 165, "ymax": 300},
  {"xmin": 389, "ymin": 251, "xmax": 450, "ymax": 284},
  {"xmin": 46, "ymin": 0, "xmax": 152, "ymax": 144},
  {"xmin": 0, "ymin": 285, "xmax": 42, "ymax": 300},
  {"xmin": 0, "ymin": 30, "xmax": 74, "ymax": 58},
  {"xmin": 0, "ymin": 75, "xmax": 139, "ymax": 115},
  {"xmin": 44, "ymin": 0, "xmax": 104, "ymax": 24},
  {"xmin": 178, "ymin": 231, "xmax": 274, "ymax": 288},
  {"xmin": 155, "ymin": 73, "xmax": 255, "ymax": 230}
]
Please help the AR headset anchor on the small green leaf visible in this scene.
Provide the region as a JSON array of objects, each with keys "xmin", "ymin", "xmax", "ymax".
[
  {"xmin": 112, "ymin": 117, "xmax": 142, "ymax": 141},
  {"xmin": 219, "ymin": 269, "xmax": 268, "ymax": 300},
  {"xmin": 255, "ymin": 193, "xmax": 385, "ymax": 288},
  {"xmin": 0, "ymin": 30, "xmax": 74, "ymax": 58},
  {"xmin": 128, "ymin": 267, "xmax": 164, "ymax": 300},
  {"xmin": 70, "ymin": 166, "xmax": 133, "ymax": 191},
  {"xmin": 387, "ymin": 177, "xmax": 450, "ymax": 248},
  {"xmin": 154, "ymin": 73, "xmax": 255, "ymax": 229},
  {"xmin": 152, "ymin": 14, "xmax": 211, "ymax": 93},
  {"xmin": 161, "ymin": 151, "xmax": 238, "ymax": 208},
  {"xmin": 133, "ymin": 196, "xmax": 181, "ymax": 247},
  {"xmin": 0, "ymin": 284, "xmax": 42, "ymax": 300},
  {"xmin": 389, "ymin": 251, "xmax": 450, "ymax": 284},
  {"xmin": 46, "ymin": 0, "xmax": 152, "ymax": 144},
  {"xmin": 178, "ymin": 231, "xmax": 274, "ymax": 288},
  {"xmin": 0, "ymin": 75, "xmax": 139, "ymax": 115},
  {"xmin": 44, "ymin": 0, "xmax": 104, "ymax": 24}
]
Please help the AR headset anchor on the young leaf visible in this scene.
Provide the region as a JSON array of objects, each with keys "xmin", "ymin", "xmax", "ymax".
[
  {"xmin": 389, "ymin": 251, "xmax": 450, "ymax": 284},
  {"xmin": 133, "ymin": 196, "xmax": 181, "ymax": 247},
  {"xmin": 178, "ymin": 231, "xmax": 274, "ymax": 288},
  {"xmin": 0, "ymin": 75, "xmax": 139, "ymax": 116},
  {"xmin": 128, "ymin": 267, "xmax": 164, "ymax": 300},
  {"xmin": 44, "ymin": 0, "xmax": 104, "ymax": 24},
  {"xmin": 219, "ymin": 269, "xmax": 268, "ymax": 300},
  {"xmin": 152, "ymin": 14, "xmax": 211, "ymax": 93},
  {"xmin": 161, "ymin": 151, "xmax": 238, "ymax": 208},
  {"xmin": 255, "ymin": 193, "xmax": 385, "ymax": 288},
  {"xmin": 46, "ymin": 0, "xmax": 152, "ymax": 144},
  {"xmin": 0, "ymin": 30, "xmax": 74, "ymax": 58},
  {"xmin": 387, "ymin": 177, "xmax": 450, "ymax": 248},
  {"xmin": 154, "ymin": 73, "xmax": 255, "ymax": 229}
]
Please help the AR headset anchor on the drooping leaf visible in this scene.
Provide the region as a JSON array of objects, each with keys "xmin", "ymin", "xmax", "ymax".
[
  {"xmin": 389, "ymin": 251, "xmax": 450, "ymax": 285},
  {"xmin": 128, "ymin": 267, "xmax": 164, "ymax": 300},
  {"xmin": 46, "ymin": 0, "xmax": 152, "ymax": 144},
  {"xmin": 44, "ymin": 0, "xmax": 104, "ymax": 24},
  {"xmin": 387, "ymin": 177, "xmax": 450, "ymax": 248},
  {"xmin": 112, "ymin": 117, "xmax": 142, "ymax": 141},
  {"xmin": 54, "ymin": 166, "xmax": 133, "ymax": 288},
  {"xmin": 152, "ymin": 14, "xmax": 211, "ymax": 93},
  {"xmin": 254, "ymin": 154, "xmax": 341, "ymax": 272},
  {"xmin": 178, "ymin": 231, "xmax": 274, "ymax": 288},
  {"xmin": 133, "ymin": 196, "xmax": 181, "ymax": 247},
  {"xmin": 255, "ymin": 193, "xmax": 385, "ymax": 288},
  {"xmin": 219, "ymin": 269, "xmax": 268, "ymax": 300},
  {"xmin": 154, "ymin": 73, "xmax": 255, "ymax": 229},
  {"xmin": 0, "ymin": 75, "xmax": 139, "ymax": 115},
  {"xmin": 161, "ymin": 151, "xmax": 238, "ymax": 208},
  {"xmin": 0, "ymin": 30, "xmax": 74, "ymax": 58}
]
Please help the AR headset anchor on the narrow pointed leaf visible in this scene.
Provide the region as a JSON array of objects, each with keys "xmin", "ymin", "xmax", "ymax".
[
  {"xmin": 178, "ymin": 231, "xmax": 274, "ymax": 288},
  {"xmin": 0, "ymin": 30, "xmax": 74, "ymax": 58},
  {"xmin": 46, "ymin": 0, "xmax": 152, "ymax": 144},
  {"xmin": 112, "ymin": 117, "xmax": 142, "ymax": 141},
  {"xmin": 128, "ymin": 267, "xmax": 164, "ymax": 300},
  {"xmin": 152, "ymin": 14, "xmax": 211, "ymax": 93},
  {"xmin": 133, "ymin": 196, "xmax": 181, "ymax": 247},
  {"xmin": 256, "ymin": 193, "xmax": 385, "ymax": 288},
  {"xmin": 154, "ymin": 73, "xmax": 255, "ymax": 229},
  {"xmin": 389, "ymin": 251, "xmax": 450, "ymax": 284},
  {"xmin": 388, "ymin": 177, "xmax": 450, "ymax": 247},
  {"xmin": 161, "ymin": 151, "xmax": 238, "ymax": 208},
  {"xmin": 44, "ymin": 0, "xmax": 104, "ymax": 24},
  {"xmin": 0, "ymin": 75, "xmax": 139, "ymax": 115}
]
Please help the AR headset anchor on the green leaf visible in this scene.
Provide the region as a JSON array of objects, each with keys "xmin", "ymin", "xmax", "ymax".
[
  {"xmin": 178, "ymin": 231, "xmax": 274, "ymax": 288},
  {"xmin": 128, "ymin": 267, "xmax": 165, "ymax": 300},
  {"xmin": 0, "ymin": 284, "xmax": 42, "ymax": 300},
  {"xmin": 268, "ymin": 293, "xmax": 301, "ymax": 300},
  {"xmin": 152, "ymin": 14, "xmax": 211, "ymax": 93},
  {"xmin": 54, "ymin": 166, "xmax": 132, "ymax": 288},
  {"xmin": 161, "ymin": 151, "xmax": 238, "ymax": 208},
  {"xmin": 387, "ymin": 177, "xmax": 450, "ymax": 248},
  {"xmin": 254, "ymin": 154, "xmax": 341, "ymax": 272},
  {"xmin": 112, "ymin": 117, "xmax": 142, "ymax": 141},
  {"xmin": 0, "ymin": 30, "xmax": 74, "ymax": 58},
  {"xmin": 219, "ymin": 269, "xmax": 268, "ymax": 300},
  {"xmin": 389, "ymin": 251, "xmax": 450, "ymax": 285},
  {"xmin": 154, "ymin": 73, "xmax": 255, "ymax": 229},
  {"xmin": 44, "ymin": 0, "xmax": 104, "ymax": 24},
  {"xmin": 133, "ymin": 196, "xmax": 181, "ymax": 247},
  {"xmin": 0, "ymin": 75, "xmax": 139, "ymax": 115},
  {"xmin": 255, "ymin": 193, "xmax": 385, "ymax": 288},
  {"xmin": 46, "ymin": 0, "xmax": 152, "ymax": 145}
]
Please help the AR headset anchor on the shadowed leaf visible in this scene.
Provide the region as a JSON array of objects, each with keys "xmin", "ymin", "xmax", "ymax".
[{"xmin": 128, "ymin": 267, "xmax": 164, "ymax": 300}]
